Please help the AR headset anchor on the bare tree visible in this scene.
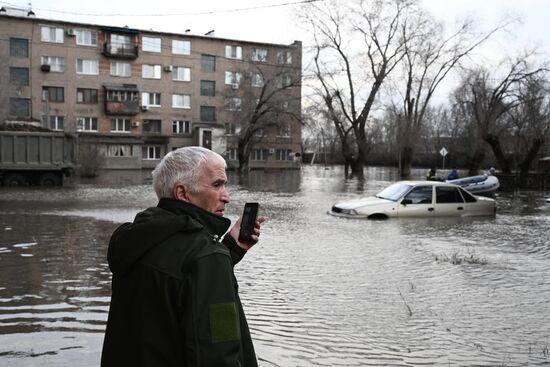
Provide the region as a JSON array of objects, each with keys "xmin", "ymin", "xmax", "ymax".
[
  {"xmin": 301, "ymin": 0, "xmax": 411, "ymax": 179},
  {"xmin": 224, "ymin": 64, "xmax": 301, "ymax": 176},
  {"xmin": 390, "ymin": 8, "xmax": 510, "ymax": 178},
  {"xmin": 454, "ymin": 57, "xmax": 546, "ymax": 174},
  {"xmin": 508, "ymin": 73, "xmax": 550, "ymax": 180}
]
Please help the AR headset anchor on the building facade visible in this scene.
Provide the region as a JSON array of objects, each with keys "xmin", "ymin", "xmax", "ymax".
[{"xmin": 0, "ymin": 11, "xmax": 302, "ymax": 172}]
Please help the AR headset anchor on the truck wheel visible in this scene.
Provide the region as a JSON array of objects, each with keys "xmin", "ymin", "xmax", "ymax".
[
  {"xmin": 39, "ymin": 173, "xmax": 61, "ymax": 186},
  {"xmin": 3, "ymin": 173, "xmax": 27, "ymax": 187}
]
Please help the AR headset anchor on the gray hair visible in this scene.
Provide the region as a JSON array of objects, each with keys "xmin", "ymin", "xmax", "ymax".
[{"xmin": 152, "ymin": 146, "xmax": 226, "ymax": 199}]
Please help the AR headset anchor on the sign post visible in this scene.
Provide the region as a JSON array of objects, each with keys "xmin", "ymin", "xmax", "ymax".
[{"xmin": 439, "ymin": 147, "xmax": 448, "ymax": 170}]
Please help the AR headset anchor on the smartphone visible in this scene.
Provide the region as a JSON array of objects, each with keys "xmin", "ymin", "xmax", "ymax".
[{"xmin": 238, "ymin": 202, "xmax": 260, "ymax": 243}]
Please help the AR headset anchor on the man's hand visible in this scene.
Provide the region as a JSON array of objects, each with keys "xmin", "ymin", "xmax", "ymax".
[{"xmin": 229, "ymin": 216, "xmax": 267, "ymax": 251}]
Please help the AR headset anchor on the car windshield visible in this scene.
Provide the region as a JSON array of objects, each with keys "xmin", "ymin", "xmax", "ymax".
[{"xmin": 376, "ymin": 183, "xmax": 413, "ymax": 201}]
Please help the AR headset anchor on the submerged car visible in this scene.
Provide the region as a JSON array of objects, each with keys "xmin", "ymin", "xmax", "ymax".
[{"xmin": 329, "ymin": 181, "xmax": 496, "ymax": 219}]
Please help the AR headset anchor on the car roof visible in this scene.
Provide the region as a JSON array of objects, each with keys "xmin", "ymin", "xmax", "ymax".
[{"xmin": 396, "ymin": 180, "xmax": 460, "ymax": 188}]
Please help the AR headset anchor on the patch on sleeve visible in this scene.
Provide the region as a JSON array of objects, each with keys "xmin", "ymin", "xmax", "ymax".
[{"xmin": 209, "ymin": 302, "xmax": 240, "ymax": 343}]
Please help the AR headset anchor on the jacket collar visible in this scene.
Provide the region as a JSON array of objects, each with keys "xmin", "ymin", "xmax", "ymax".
[{"xmin": 157, "ymin": 198, "xmax": 231, "ymax": 237}]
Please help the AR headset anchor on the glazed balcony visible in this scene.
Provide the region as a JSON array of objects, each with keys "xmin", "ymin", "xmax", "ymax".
[{"xmin": 102, "ymin": 43, "xmax": 139, "ymax": 59}]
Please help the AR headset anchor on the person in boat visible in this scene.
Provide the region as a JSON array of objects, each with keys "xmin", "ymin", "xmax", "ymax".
[
  {"xmin": 427, "ymin": 168, "xmax": 443, "ymax": 181},
  {"xmin": 101, "ymin": 146, "xmax": 266, "ymax": 367},
  {"xmin": 487, "ymin": 167, "xmax": 497, "ymax": 176},
  {"xmin": 447, "ymin": 167, "xmax": 459, "ymax": 180}
]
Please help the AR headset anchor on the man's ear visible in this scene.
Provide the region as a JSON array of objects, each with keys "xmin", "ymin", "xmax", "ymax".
[{"xmin": 173, "ymin": 184, "xmax": 189, "ymax": 202}]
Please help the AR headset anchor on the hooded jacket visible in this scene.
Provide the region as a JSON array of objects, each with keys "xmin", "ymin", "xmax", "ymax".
[{"xmin": 101, "ymin": 198, "xmax": 257, "ymax": 367}]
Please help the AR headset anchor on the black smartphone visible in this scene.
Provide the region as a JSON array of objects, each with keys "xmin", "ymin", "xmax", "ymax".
[{"xmin": 238, "ymin": 202, "xmax": 260, "ymax": 243}]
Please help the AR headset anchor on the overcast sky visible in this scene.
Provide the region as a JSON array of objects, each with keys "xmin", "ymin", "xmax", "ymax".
[{"xmin": 2, "ymin": 0, "xmax": 549, "ymax": 55}]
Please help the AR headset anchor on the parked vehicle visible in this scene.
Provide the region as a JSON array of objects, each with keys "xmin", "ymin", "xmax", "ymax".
[
  {"xmin": 0, "ymin": 131, "xmax": 75, "ymax": 186},
  {"xmin": 329, "ymin": 181, "xmax": 496, "ymax": 219},
  {"xmin": 447, "ymin": 174, "xmax": 500, "ymax": 196}
]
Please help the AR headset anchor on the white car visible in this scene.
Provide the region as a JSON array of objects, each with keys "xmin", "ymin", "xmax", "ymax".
[{"xmin": 329, "ymin": 181, "xmax": 496, "ymax": 219}]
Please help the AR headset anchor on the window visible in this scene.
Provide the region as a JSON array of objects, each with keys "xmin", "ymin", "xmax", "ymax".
[
  {"xmin": 9, "ymin": 98, "xmax": 30, "ymax": 117},
  {"xmin": 226, "ymin": 148, "xmax": 238, "ymax": 161},
  {"xmin": 10, "ymin": 38, "xmax": 28, "ymax": 57},
  {"xmin": 172, "ymin": 40, "xmax": 191, "ymax": 55},
  {"xmin": 436, "ymin": 187, "xmax": 464, "ymax": 204},
  {"xmin": 276, "ymin": 149, "xmax": 293, "ymax": 161},
  {"xmin": 278, "ymin": 124, "xmax": 291, "ymax": 137},
  {"xmin": 277, "ymin": 50, "xmax": 292, "ymax": 64},
  {"xmin": 76, "ymin": 59, "xmax": 99, "ymax": 75},
  {"xmin": 254, "ymin": 128, "xmax": 264, "ymax": 137},
  {"xmin": 9, "ymin": 67, "xmax": 29, "ymax": 86},
  {"xmin": 142, "ymin": 64, "xmax": 161, "ymax": 79},
  {"xmin": 77, "ymin": 117, "xmax": 98, "ymax": 131},
  {"xmin": 41, "ymin": 115, "xmax": 64, "ymax": 131},
  {"xmin": 111, "ymin": 34, "xmax": 132, "ymax": 52},
  {"xmin": 225, "ymin": 122, "xmax": 240, "ymax": 135},
  {"xmin": 251, "ymin": 48, "xmax": 267, "ymax": 62},
  {"xmin": 225, "ymin": 97, "xmax": 242, "ymax": 111},
  {"xmin": 201, "ymin": 54, "xmax": 215, "ymax": 72},
  {"xmin": 142, "ymin": 36, "xmax": 161, "ymax": 52},
  {"xmin": 41, "ymin": 56, "xmax": 65, "ymax": 72},
  {"xmin": 173, "ymin": 66, "xmax": 191, "ymax": 82},
  {"xmin": 142, "ymin": 92, "xmax": 161, "ymax": 107},
  {"xmin": 143, "ymin": 120, "xmax": 161, "ymax": 133},
  {"xmin": 106, "ymin": 90, "xmax": 138, "ymax": 102},
  {"xmin": 172, "ymin": 120, "xmax": 191, "ymax": 134},
  {"xmin": 76, "ymin": 29, "xmax": 98, "ymax": 46},
  {"xmin": 279, "ymin": 74, "xmax": 292, "ymax": 88},
  {"xmin": 107, "ymin": 144, "xmax": 133, "ymax": 157},
  {"xmin": 42, "ymin": 86, "xmax": 64, "ymax": 102},
  {"xmin": 41, "ymin": 26, "xmax": 64, "ymax": 43},
  {"xmin": 225, "ymin": 45, "xmax": 242, "ymax": 59},
  {"xmin": 110, "ymin": 61, "xmax": 131, "ymax": 77},
  {"xmin": 403, "ymin": 186, "xmax": 433, "ymax": 204},
  {"xmin": 111, "ymin": 118, "xmax": 131, "ymax": 132},
  {"xmin": 77, "ymin": 88, "xmax": 98, "ymax": 104},
  {"xmin": 252, "ymin": 73, "xmax": 264, "ymax": 87},
  {"xmin": 200, "ymin": 106, "xmax": 216, "ymax": 121},
  {"xmin": 172, "ymin": 94, "xmax": 191, "ymax": 109},
  {"xmin": 200, "ymin": 80, "xmax": 215, "ymax": 96},
  {"xmin": 225, "ymin": 71, "xmax": 242, "ymax": 86},
  {"xmin": 143, "ymin": 146, "xmax": 161, "ymax": 160},
  {"xmin": 251, "ymin": 149, "xmax": 268, "ymax": 161}
]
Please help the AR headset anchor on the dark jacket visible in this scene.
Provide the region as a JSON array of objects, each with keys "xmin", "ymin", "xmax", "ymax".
[{"xmin": 101, "ymin": 198, "xmax": 257, "ymax": 367}]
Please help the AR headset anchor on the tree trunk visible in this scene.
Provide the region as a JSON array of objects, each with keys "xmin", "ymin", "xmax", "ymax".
[
  {"xmin": 467, "ymin": 149, "xmax": 485, "ymax": 176},
  {"xmin": 399, "ymin": 146, "xmax": 413, "ymax": 179},
  {"xmin": 483, "ymin": 134, "xmax": 511, "ymax": 174},
  {"xmin": 519, "ymin": 138, "xmax": 542, "ymax": 184}
]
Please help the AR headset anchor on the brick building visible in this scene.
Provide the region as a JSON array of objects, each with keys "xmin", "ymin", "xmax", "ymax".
[{"xmin": 0, "ymin": 10, "xmax": 302, "ymax": 172}]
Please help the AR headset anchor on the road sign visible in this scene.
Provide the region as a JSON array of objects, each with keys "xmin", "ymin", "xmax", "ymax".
[{"xmin": 440, "ymin": 147, "xmax": 448, "ymax": 157}]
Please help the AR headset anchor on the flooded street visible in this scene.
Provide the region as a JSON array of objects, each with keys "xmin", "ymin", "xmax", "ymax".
[{"xmin": 1, "ymin": 166, "xmax": 549, "ymax": 366}]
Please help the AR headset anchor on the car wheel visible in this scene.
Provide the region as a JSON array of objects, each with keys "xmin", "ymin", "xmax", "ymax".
[{"xmin": 3, "ymin": 173, "xmax": 27, "ymax": 187}]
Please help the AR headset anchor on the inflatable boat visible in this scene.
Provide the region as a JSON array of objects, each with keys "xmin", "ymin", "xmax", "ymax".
[{"xmin": 447, "ymin": 174, "xmax": 500, "ymax": 196}]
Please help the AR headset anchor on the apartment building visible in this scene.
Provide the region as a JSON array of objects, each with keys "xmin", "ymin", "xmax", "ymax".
[{"xmin": 0, "ymin": 11, "xmax": 302, "ymax": 172}]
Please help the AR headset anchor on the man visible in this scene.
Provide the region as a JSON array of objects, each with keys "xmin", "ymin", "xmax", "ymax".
[{"xmin": 101, "ymin": 146, "xmax": 266, "ymax": 366}]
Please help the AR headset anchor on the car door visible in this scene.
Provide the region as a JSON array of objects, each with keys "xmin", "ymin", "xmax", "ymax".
[
  {"xmin": 434, "ymin": 186, "xmax": 465, "ymax": 216},
  {"xmin": 397, "ymin": 185, "xmax": 435, "ymax": 217}
]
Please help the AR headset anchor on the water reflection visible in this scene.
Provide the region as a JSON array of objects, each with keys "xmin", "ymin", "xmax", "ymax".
[{"xmin": 1, "ymin": 166, "xmax": 549, "ymax": 366}]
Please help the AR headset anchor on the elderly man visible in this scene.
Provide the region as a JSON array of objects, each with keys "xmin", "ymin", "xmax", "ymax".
[{"xmin": 101, "ymin": 146, "xmax": 265, "ymax": 367}]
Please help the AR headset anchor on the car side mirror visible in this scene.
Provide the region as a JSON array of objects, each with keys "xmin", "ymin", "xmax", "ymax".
[{"xmin": 401, "ymin": 198, "xmax": 412, "ymax": 205}]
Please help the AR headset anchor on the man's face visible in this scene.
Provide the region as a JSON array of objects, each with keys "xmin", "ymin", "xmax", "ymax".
[{"xmin": 185, "ymin": 157, "xmax": 230, "ymax": 216}]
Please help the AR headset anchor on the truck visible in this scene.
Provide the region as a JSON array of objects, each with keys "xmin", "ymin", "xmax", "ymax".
[{"xmin": 0, "ymin": 130, "xmax": 75, "ymax": 186}]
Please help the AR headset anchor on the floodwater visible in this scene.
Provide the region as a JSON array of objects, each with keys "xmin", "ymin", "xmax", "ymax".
[{"xmin": 1, "ymin": 165, "xmax": 549, "ymax": 366}]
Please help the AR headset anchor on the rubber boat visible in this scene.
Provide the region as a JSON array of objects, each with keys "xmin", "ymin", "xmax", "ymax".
[{"xmin": 447, "ymin": 174, "xmax": 499, "ymax": 196}]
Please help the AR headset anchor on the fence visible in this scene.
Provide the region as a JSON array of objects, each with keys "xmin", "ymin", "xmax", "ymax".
[{"xmin": 497, "ymin": 173, "xmax": 550, "ymax": 192}]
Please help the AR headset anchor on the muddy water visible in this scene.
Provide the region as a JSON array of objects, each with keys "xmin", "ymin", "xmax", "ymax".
[{"xmin": 1, "ymin": 166, "xmax": 549, "ymax": 366}]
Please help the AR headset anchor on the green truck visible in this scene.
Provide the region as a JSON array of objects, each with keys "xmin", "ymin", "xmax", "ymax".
[{"xmin": 0, "ymin": 130, "xmax": 75, "ymax": 186}]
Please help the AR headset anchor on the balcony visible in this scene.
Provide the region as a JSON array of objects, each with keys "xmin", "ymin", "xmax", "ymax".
[
  {"xmin": 102, "ymin": 43, "xmax": 139, "ymax": 59},
  {"xmin": 104, "ymin": 84, "xmax": 140, "ymax": 115}
]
